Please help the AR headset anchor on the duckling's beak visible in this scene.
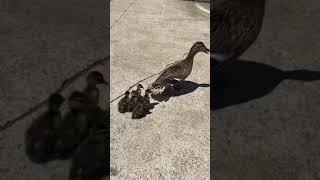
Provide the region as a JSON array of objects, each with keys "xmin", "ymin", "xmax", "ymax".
[{"xmin": 102, "ymin": 80, "xmax": 109, "ymax": 85}]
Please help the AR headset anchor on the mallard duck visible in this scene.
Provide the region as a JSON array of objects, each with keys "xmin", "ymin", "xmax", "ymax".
[
  {"xmin": 69, "ymin": 129, "xmax": 108, "ymax": 180},
  {"xmin": 25, "ymin": 93, "xmax": 65, "ymax": 163},
  {"xmin": 118, "ymin": 91, "xmax": 130, "ymax": 113},
  {"xmin": 55, "ymin": 91, "xmax": 90, "ymax": 159},
  {"xmin": 150, "ymin": 42, "xmax": 209, "ymax": 95},
  {"xmin": 211, "ymin": 0, "xmax": 265, "ymax": 70}
]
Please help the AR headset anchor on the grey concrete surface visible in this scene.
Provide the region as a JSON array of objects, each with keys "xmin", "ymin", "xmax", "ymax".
[
  {"xmin": 110, "ymin": 0, "xmax": 210, "ymax": 179},
  {"xmin": 0, "ymin": 0, "xmax": 108, "ymax": 179},
  {"xmin": 212, "ymin": 0, "xmax": 320, "ymax": 180}
]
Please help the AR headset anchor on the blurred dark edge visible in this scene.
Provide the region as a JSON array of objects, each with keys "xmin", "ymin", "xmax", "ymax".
[{"xmin": 0, "ymin": 0, "xmax": 110, "ymax": 178}]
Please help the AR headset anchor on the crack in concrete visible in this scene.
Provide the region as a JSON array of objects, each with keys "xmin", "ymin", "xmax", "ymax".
[{"xmin": 110, "ymin": 0, "xmax": 138, "ymax": 30}]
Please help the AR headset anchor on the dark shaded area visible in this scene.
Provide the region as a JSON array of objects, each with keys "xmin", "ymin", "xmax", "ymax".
[
  {"xmin": 151, "ymin": 80, "xmax": 210, "ymax": 102},
  {"xmin": 0, "ymin": 0, "xmax": 109, "ymax": 179},
  {"xmin": 211, "ymin": 59, "xmax": 320, "ymax": 110}
]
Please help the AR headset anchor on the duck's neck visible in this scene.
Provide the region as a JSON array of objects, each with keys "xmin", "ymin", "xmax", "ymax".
[{"xmin": 185, "ymin": 48, "xmax": 199, "ymax": 62}]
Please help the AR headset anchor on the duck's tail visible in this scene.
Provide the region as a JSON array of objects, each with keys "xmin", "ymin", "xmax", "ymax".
[{"xmin": 284, "ymin": 70, "xmax": 320, "ymax": 81}]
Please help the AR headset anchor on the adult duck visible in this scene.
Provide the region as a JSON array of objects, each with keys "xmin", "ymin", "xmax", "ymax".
[
  {"xmin": 211, "ymin": 0, "xmax": 266, "ymax": 71},
  {"xmin": 150, "ymin": 42, "xmax": 209, "ymax": 95}
]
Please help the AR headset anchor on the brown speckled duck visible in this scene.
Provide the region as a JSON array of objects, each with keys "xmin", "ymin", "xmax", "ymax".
[
  {"xmin": 211, "ymin": 0, "xmax": 266, "ymax": 70},
  {"xmin": 150, "ymin": 42, "xmax": 209, "ymax": 94}
]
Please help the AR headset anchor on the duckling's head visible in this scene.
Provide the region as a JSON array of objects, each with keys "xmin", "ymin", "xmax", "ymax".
[
  {"xmin": 68, "ymin": 91, "xmax": 88, "ymax": 110},
  {"xmin": 49, "ymin": 93, "xmax": 65, "ymax": 110},
  {"xmin": 131, "ymin": 90, "xmax": 137, "ymax": 97},
  {"xmin": 124, "ymin": 91, "xmax": 130, "ymax": 97},
  {"xmin": 190, "ymin": 41, "xmax": 210, "ymax": 55},
  {"xmin": 145, "ymin": 89, "xmax": 152, "ymax": 95},
  {"xmin": 87, "ymin": 71, "xmax": 108, "ymax": 86},
  {"xmin": 137, "ymin": 84, "xmax": 144, "ymax": 89}
]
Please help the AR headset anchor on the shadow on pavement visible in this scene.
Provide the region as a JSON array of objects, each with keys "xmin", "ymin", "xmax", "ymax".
[
  {"xmin": 152, "ymin": 80, "xmax": 210, "ymax": 102},
  {"xmin": 211, "ymin": 59, "xmax": 320, "ymax": 110}
]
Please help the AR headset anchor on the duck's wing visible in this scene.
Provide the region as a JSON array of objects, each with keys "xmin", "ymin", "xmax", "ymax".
[
  {"xmin": 211, "ymin": 2, "xmax": 261, "ymax": 61},
  {"xmin": 152, "ymin": 63, "xmax": 184, "ymax": 86}
]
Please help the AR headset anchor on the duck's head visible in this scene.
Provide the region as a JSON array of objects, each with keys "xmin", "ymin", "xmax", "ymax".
[
  {"xmin": 145, "ymin": 89, "xmax": 152, "ymax": 95},
  {"xmin": 87, "ymin": 71, "xmax": 108, "ymax": 86},
  {"xmin": 137, "ymin": 84, "xmax": 144, "ymax": 89},
  {"xmin": 124, "ymin": 91, "xmax": 130, "ymax": 97},
  {"xmin": 49, "ymin": 93, "xmax": 65, "ymax": 110},
  {"xmin": 190, "ymin": 41, "xmax": 210, "ymax": 55},
  {"xmin": 131, "ymin": 90, "xmax": 137, "ymax": 97},
  {"xmin": 68, "ymin": 91, "xmax": 88, "ymax": 110}
]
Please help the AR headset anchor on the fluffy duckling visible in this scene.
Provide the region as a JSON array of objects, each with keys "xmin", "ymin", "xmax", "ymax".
[
  {"xmin": 84, "ymin": 71, "xmax": 109, "ymax": 133},
  {"xmin": 128, "ymin": 90, "xmax": 139, "ymax": 112},
  {"xmin": 69, "ymin": 129, "xmax": 108, "ymax": 180},
  {"xmin": 132, "ymin": 103, "xmax": 146, "ymax": 119},
  {"xmin": 118, "ymin": 91, "xmax": 130, "ymax": 113},
  {"xmin": 84, "ymin": 71, "xmax": 108, "ymax": 109},
  {"xmin": 132, "ymin": 89, "xmax": 154, "ymax": 119},
  {"xmin": 136, "ymin": 84, "xmax": 144, "ymax": 97},
  {"xmin": 55, "ymin": 91, "xmax": 90, "ymax": 159},
  {"xmin": 25, "ymin": 93, "xmax": 65, "ymax": 163}
]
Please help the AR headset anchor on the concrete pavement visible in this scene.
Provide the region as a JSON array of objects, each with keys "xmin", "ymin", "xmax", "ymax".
[{"xmin": 110, "ymin": 0, "xmax": 210, "ymax": 179}]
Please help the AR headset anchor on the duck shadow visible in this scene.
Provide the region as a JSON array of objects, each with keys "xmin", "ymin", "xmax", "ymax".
[
  {"xmin": 211, "ymin": 59, "xmax": 320, "ymax": 110},
  {"xmin": 151, "ymin": 80, "xmax": 210, "ymax": 102}
]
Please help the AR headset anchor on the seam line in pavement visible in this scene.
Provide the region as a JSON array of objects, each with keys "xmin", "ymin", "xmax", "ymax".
[{"xmin": 111, "ymin": 0, "xmax": 137, "ymax": 30}]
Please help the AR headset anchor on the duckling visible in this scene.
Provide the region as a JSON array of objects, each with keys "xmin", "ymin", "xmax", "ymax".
[
  {"xmin": 55, "ymin": 91, "xmax": 90, "ymax": 159},
  {"xmin": 25, "ymin": 93, "xmax": 65, "ymax": 163},
  {"xmin": 136, "ymin": 84, "xmax": 144, "ymax": 97},
  {"xmin": 84, "ymin": 71, "xmax": 108, "ymax": 109},
  {"xmin": 132, "ymin": 103, "xmax": 146, "ymax": 119},
  {"xmin": 132, "ymin": 89, "xmax": 154, "ymax": 119},
  {"xmin": 128, "ymin": 90, "xmax": 139, "ymax": 112},
  {"xmin": 69, "ymin": 129, "xmax": 108, "ymax": 180},
  {"xmin": 118, "ymin": 91, "xmax": 130, "ymax": 113},
  {"xmin": 211, "ymin": 0, "xmax": 265, "ymax": 71},
  {"xmin": 151, "ymin": 42, "xmax": 209, "ymax": 95},
  {"xmin": 84, "ymin": 71, "xmax": 109, "ymax": 132},
  {"xmin": 141, "ymin": 89, "xmax": 154, "ymax": 112}
]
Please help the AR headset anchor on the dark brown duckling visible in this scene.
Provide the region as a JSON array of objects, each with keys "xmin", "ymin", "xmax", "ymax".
[
  {"xmin": 84, "ymin": 71, "xmax": 108, "ymax": 109},
  {"xmin": 84, "ymin": 71, "xmax": 109, "ymax": 132},
  {"xmin": 25, "ymin": 93, "xmax": 65, "ymax": 163},
  {"xmin": 142, "ymin": 89, "xmax": 154, "ymax": 111},
  {"xmin": 128, "ymin": 90, "xmax": 139, "ymax": 112},
  {"xmin": 132, "ymin": 103, "xmax": 146, "ymax": 119},
  {"xmin": 55, "ymin": 91, "xmax": 90, "ymax": 159},
  {"xmin": 132, "ymin": 89, "xmax": 154, "ymax": 119},
  {"xmin": 69, "ymin": 129, "xmax": 108, "ymax": 180},
  {"xmin": 211, "ymin": 0, "xmax": 265, "ymax": 71},
  {"xmin": 151, "ymin": 42, "xmax": 209, "ymax": 95},
  {"xmin": 118, "ymin": 91, "xmax": 130, "ymax": 113},
  {"xmin": 136, "ymin": 84, "xmax": 144, "ymax": 97}
]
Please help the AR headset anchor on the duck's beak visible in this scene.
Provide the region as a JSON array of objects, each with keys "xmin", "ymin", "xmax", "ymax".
[{"xmin": 203, "ymin": 45, "xmax": 210, "ymax": 54}]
